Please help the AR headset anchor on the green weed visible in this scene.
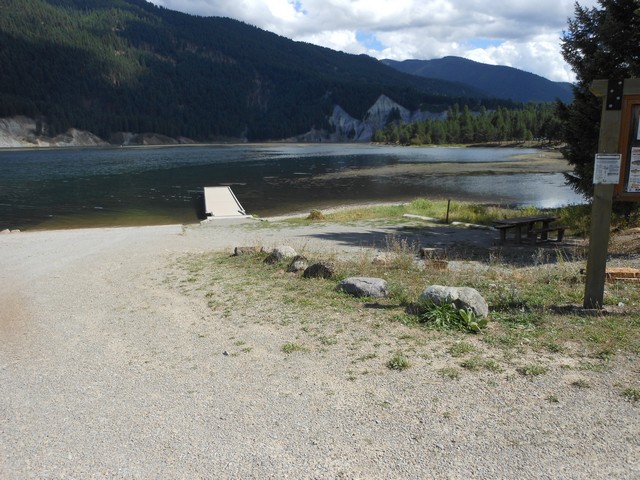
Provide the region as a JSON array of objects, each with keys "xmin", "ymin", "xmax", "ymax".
[
  {"xmin": 438, "ymin": 367, "xmax": 460, "ymax": 380},
  {"xmin": 419, "ymin": 302, "xmax": 488, "ymax": 333},
  {"xmin": 282, "ymin": 342, "xmax": 306, "ymax": 354},
  {"xmin": 448, "ymin": 342, "xmax": 476, "ymax": 357},
  {"xmin": 517, "ymin": 364, "xmax": 548, "ymax": 376},
  {"xmin": 387, "ymin": 352, "xmax": 411, "ymax": 370},
  {"xmin": 621, "ymin": 388, "xmax": 640, "ymax": 402}
]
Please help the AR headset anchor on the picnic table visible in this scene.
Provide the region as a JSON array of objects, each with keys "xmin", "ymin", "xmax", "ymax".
[{"xmin": 493, "ymin": 214, "xmax": 566, "ymax": 244}]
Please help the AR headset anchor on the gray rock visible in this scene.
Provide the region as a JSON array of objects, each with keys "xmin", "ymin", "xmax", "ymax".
[
  {"xmin": 1, "ymin": 229, "xmax": 10, "ymax": 235},
  {"xmin": 287, "ymin": 255, "xmax": 309, "ymax": 273},
  {"xmin": 264, "ymin": 245, "xmax": 297, "ymax": 264},
  {"xmin": 371, "ymin": 252, "xmax": 398, "ymax": 265},
  {"xmin": 303, "ymin": 261, "xmax": 336, "ymax": 279},
  {"xmin": 337, "ymin": 277, "xmax": 388, "ymax": 298},
  {"xmin": 419, "ymin": 285, "xmax": 489, "ymax": 318}
]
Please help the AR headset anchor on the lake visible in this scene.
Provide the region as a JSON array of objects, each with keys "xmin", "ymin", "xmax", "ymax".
[{"xmin": 0, "ymin": 144, "xmax": 584, "ymax": 230}]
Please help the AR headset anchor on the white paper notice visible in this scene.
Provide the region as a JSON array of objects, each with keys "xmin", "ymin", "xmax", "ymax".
[
  {"xmin": 627, "ymin": 147, "xmax": 640, "ymax": 192},
  {"xmin": 593, "ymin": 153, "xmax": 622, "ymax": 184}
]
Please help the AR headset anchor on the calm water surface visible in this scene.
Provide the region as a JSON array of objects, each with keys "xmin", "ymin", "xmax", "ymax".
[{"xmin": 0, "ymin": 144, "xmax": 583, "ymax": 230}]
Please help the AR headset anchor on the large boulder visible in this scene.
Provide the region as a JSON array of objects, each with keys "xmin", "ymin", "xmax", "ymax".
[
  {"xmin": 264, "ymin": 245, "xmax": 297, "ymax": 264},
  {"xmin": 337, "ymin": 277, "xmax": 388, "ymax": 298},
  {"xmin": 419, "ymin": 285, "xmax": 489, "ymax": 318}
]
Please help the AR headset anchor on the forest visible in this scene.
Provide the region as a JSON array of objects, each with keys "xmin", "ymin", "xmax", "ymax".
[
  {"xmin": 0, "ymin": 0, "xmax": 558, "ymax": 142},
  {"xmin": 373, "ymin": 104, "xmax": 562, "ymax": 145}
]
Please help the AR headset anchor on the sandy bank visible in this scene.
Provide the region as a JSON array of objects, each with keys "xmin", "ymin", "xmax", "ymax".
[{"xmin": 314, "ymin": 150, "xmax": 569, "ymax": 180}]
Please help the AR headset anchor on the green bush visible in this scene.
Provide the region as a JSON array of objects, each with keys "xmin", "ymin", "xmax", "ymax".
[{"xmin": 419, "ymin": 301, "xmax": 488, "ymax": 333}]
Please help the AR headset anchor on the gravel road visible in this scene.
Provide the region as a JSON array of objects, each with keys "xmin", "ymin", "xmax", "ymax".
[{"xmin": 1, "ymin": 220, "xmax": 638, "ymax": 479}]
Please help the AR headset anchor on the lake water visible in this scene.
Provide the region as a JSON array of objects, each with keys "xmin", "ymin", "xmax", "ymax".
[{"xmin": 0, "ymin": 144, "xmax": 584, "ymax": 230}]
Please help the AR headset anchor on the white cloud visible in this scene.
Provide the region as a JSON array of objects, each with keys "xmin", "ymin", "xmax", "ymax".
[{"xmin": 149, "ymin": 0, "xmax": 603, "ymax": 82}]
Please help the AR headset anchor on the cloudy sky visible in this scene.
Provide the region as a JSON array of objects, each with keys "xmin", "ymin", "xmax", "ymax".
[{"xmin": 148, "ymin": 0, "xmax": 601, "ymax": 83}]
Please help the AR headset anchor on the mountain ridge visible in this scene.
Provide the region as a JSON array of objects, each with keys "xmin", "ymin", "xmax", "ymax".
[
  {"xmin": 0, "ymin": 0, "xmax": 567, "ymax": 145},
  {"xmin": 382, "ymin": 56, "xmax": 573, "ymax": 103}
]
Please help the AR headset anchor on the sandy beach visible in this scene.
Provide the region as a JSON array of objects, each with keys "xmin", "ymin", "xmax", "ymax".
[{"xmin": 1, "ymin": 219, "xmax": 638, "ymax": 478}]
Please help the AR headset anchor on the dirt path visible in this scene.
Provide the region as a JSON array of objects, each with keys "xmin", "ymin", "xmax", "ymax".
[{"xmin": 1, "ymin": 221, "xmax": 638, "ymax": 478}]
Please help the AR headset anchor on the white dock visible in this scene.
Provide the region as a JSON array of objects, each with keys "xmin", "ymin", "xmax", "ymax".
[{"xmin": 203, "ymin": 186, "xmax": 247, "ymax": 218}]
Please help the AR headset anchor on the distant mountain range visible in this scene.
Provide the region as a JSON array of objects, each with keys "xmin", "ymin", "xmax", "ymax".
[
  {"xmin": 0, "ymin": 0, "xmax": 572, "ymax": 144},
  {"xmin": 382, "ymin": 57, "xmax": 573, "ymax": 104}
]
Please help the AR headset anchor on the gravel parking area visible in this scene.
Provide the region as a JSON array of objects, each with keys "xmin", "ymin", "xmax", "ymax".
[{"xmin": 1, "ymin": 220, "xmax": 638, "ymax": 478}]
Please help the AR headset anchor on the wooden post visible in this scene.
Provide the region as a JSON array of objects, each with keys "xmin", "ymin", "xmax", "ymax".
[
  {"xmin": 583, "ymin": 80, "xmax": 623, "ymax": 309},
  {"xmin": 445, "ymin": 199, "xmax": 451, "ymax": 224},
  {"xmin": 583, "ymin": 183, "xmax": 615, "ymax": 308}
]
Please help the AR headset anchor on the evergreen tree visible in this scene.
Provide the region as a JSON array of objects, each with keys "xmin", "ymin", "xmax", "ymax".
[{"xmin": 559, "ymin": 0, "xmax": 640, "ymax": 197}]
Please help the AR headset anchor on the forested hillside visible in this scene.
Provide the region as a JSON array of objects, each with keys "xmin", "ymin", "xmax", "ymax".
[
  {"xmin": 0, "ymin": 0, "xmax": 509, "ymax": 141},
  {"xmin": 373, "ymin": 103, "xmax": 562, "ymax": 145}
]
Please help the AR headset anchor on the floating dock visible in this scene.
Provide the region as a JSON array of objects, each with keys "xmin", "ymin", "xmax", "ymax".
[{"xmin": 203, "ymin": 186, "xmax": 247, "ymax": 218}]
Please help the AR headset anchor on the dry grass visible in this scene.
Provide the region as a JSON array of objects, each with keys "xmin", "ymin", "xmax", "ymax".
[{"xmin": 174, "ymin": 232, "xmax": 640, "ymax": 381}]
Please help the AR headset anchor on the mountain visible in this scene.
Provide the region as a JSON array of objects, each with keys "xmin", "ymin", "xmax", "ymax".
[
  {"xmin": 382, "ymin": 57, "xmax": 574, "ymax": 103},
  {"xmin": 0, "ymin": 0, "xmax": 505, "ymax": 143}
]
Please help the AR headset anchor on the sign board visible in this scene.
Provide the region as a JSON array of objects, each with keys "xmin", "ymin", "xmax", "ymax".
[
  {"xmin": 593, "ymin": 153, "xmax": 622, "ymax": 184},
  {"xmin": 614, "ymin": 94, "xmax": 640, "ymax": 200}
]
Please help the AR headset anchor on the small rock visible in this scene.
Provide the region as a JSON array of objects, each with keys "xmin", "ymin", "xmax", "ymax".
[
  {"xmin": 337, "ymin": 277, "xmax": 388, "ymax": 298},
  {"xmin": 419, "ymin": 285, "xmax": 489, "ymax": 318},
  {"xmin": 287, "ymin": 255, "xmax": 309, "ymax": 273},
  {"xmin": 372, "ymin": 252, "xmax": 398, "ymax": 265},
  {"xmin": 223, "ymin": 351, "xmax": 229, "ymax": 356},
  {"xmin": 303, "ymin": 261, "xmax": 336, "ymax": 279},
  {"xmin": 1, "ymin": 229, "xmax": 10, "ymax": 235},
  {"xmin": 264, "ymin": 245, "xmax": 297, "ymax": 264}
]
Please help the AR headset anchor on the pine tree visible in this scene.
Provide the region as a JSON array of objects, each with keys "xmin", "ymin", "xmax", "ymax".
[{"xmin": 559, "ymin": 0, "xmax": 640, "ymax": 197}]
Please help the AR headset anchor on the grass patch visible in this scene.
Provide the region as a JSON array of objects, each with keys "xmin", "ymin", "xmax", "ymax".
[
  {"xmin": 448, "ymin": 341, "xmax": 476, "ymax": 357},
  {"xmin": 281, "ymin": 342, "xmax": 306, "ymax": 354},
  {"xmin": 460, "ymin": 356, "xmax": 504, "ymax": 373},
  {"xmin": 438, "ymin": 367, "xmax": 460, "ymax": 380},
  {"xmin": 517, "ymin": 364, "xmax": 548, "ymax": 376},
  {"xmin": 284, "ymin": 198, "xmax": 549, "ymax": 227},
  {"xmin": 621, "ymin": 387, "xmax": 640, "ymax": 402},
  {"xmin": 387, "ymin": 352, "xmax": 411, "ymax": 370}
]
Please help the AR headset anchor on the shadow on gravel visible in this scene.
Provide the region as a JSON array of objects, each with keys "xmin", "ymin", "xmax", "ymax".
[{"xmin": 302, "ymin": 223, "xmax": 585, "ymax": 268}]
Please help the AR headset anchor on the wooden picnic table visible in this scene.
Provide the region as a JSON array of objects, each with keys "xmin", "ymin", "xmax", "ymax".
[{"xmin": 493, "ymin": 214, "xmax": 564, "ymax": 244}]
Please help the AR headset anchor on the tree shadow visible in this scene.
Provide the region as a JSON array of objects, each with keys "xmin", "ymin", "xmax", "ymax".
[{"xmin": 302, "ymin": 223, "xmax": 585, "ymax": 267}]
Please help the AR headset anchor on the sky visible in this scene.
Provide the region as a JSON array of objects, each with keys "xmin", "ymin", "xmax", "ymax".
[{"xmin": 147, "ymin": 0, "xmax": 602, "ymax": 83}]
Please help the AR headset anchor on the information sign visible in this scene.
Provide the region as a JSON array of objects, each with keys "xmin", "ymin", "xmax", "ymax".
[{"xmin": 593, "ymin": 153, "xmax": 622, "ymax": 184}]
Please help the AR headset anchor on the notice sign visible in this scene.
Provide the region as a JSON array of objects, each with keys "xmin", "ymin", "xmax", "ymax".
[
  {"xmin": 627, "ymin": 147, "xmax": 640, "ymax": 192},
  {"xmin": 593, "ymin": 153, "xmax": 622, "ymax": 184}
]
